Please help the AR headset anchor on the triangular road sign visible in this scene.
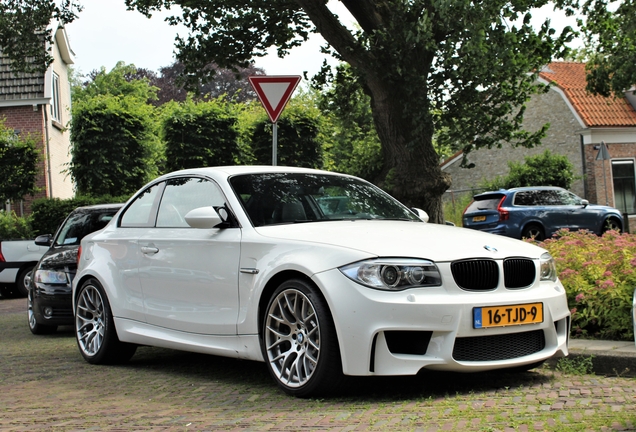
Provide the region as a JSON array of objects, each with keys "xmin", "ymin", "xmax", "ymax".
[{"xmin": 248, "ymin": 75, "xmax": 301, "ymax": 123}]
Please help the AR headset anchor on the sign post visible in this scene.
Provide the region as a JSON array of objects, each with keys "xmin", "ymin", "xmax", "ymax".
[
  {"xmin": 596, "ymin": 141, "xmax": 611, "ymax": 205},
  {"xmin": 248, "ymin": 75, "xmax": 301, "ymax": 166}
]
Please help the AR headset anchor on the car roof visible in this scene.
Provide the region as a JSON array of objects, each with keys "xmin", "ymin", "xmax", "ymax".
[
  {"xmin": 474, "ymin": 186, "xmax": 566, "ymax": 198},
  {"xmin": 153, "ymin": 166, "xmax": 357, "ymax": 184},
  {"xmin": 72, "ymin": 203, "xmax": 124, "ymax": 213}
]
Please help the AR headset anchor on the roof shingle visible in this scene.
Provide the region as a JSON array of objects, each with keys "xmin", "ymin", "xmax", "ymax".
[{"xmin": 539, "ymin": 62, "xmax": 636, "ymax": 127}]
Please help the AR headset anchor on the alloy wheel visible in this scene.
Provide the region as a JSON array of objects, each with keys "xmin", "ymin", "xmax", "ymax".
[
  {"xmin": 76, "ymin": 284, "xmax": 106, "ymax": 356},
  {"xmin": 264, "ymin": 288, "xmax": 321, "ymax": 388}
]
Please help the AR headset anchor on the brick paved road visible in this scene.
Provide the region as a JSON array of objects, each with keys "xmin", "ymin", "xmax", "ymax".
[{"xmin": 1, "ymin": 297, "xmax": 635, "ymax": 431}]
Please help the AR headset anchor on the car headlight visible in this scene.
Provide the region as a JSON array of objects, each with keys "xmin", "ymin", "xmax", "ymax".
[
  {"xmin": 35, "ymin": 269, "xmax": 68, "ymax": 284},
  {"xmin": 539, "ymin": 252, "xmax": 557, "ymax": 282},
  {"xmin": 340, "ymin": 258, "xmax": 441, "ymax": 291}
]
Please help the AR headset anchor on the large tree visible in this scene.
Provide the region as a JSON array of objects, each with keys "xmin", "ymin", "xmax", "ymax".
[
  {"xmin": 127, "ymin": 0, "xmax": 575, "ymax": 222},
  {"xmin": 2, "ymin": 1, "xmax": 576, "ymax": 222},
  {"xmin": 579, "ymin": 0, "xmax": 636, "ymax": 97}
]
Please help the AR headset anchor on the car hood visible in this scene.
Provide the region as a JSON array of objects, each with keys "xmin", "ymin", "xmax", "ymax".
[
  {"xmin": 38, "ymin": 245, "xmax": 79, "ymax": 272},
  {"xmin": 254, "ymin": 220, "xmax": 547, "ymax": 262}
]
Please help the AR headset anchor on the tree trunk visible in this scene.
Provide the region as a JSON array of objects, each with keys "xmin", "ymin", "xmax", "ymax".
[{"xmin": 366, "ymin": 81, "xmax": 451, "ymax": 224}]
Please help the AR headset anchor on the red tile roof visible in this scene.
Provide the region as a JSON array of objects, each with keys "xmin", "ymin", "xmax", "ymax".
[{"xmin": 538, "ymin": 62, "xmax": 636, "ymax": 127}]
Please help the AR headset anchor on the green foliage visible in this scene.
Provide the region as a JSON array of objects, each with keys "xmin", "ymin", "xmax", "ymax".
[
  {"xmin": 0, "ymin": 0, "xmax": 81, "ymax": 73},
  {"xmin": 580, "ymin": 0, "xmax": 636, "ymax": 98},
  {"xmin": 555, "ymin": 355, "xmax": 595, "ymax": 375},
  {"xmin": 162, "ymin": 97, "xmax": 240, "ymax": 171},
  {"xmin": 73, "ymin": 61, "xmax": 159, "ymax": 104},
  {"xmin": 313, "ymin": 64, "xmax": 383, "ymax": 180},
  {"xmin": 30, "ymin": 194, "xmax": 130, "ymax": 236},
  {"xmin": 0, "ymin": 211, "xmax": 33, "ymax": 239},
  {"xmin": 68, "ymin": 93, "xmax": 162, "ymax": 196},
  {"xmin": 539, "ymin": 229, "xmax": 636, "ymax": 341},
  {"xmin": 443, "ymin": 192, "xmax": 473, "ymax": 227},
  {"xmin": 0, "ymin": 120, "xmax": 40, "ymax": 202},
  {"xmin": 251, "ymin": 95, "xmax": 323, "ymax": 168},
  {"xmin": 480, "ymin": 151, "xmax": 575, "ymax": 191}
]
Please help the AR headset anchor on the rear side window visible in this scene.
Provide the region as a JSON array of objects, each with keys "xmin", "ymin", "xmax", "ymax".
[
  {"xmin": 55, "ymin": 209, "xmax": 120, "ymax": 246},
  {"xmin": 465, "ymin": 195, "xmax": 504, "ymax": 213}
]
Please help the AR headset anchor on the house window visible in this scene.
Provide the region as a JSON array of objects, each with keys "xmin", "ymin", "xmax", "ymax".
[
  {"xmin": 612, "ymin": 160, "xmax": 635, "ymax": 214},
  {"xmin": 51, "ymin": 72, "xmax": 61, "ymax": 123}
]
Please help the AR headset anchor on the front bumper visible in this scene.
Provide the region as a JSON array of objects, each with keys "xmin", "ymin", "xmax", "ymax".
[
  {"xmin": 313, "ymin": 269, "xmax": 570, "ymax": 376},
  {"xmin": 32, "ymin": 282, "xmax": 73, "ymax": 326}
]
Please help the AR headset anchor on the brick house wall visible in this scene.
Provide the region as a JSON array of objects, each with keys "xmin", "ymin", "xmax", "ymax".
[
  {"xmin": 442, "ymin": 87, "xmax": 586, "ymax": 199},
  {"xmin": 442, "ymin": 62, "xmax": 636, "ymax": 231},
  {"xmin": 0, "ymin": 25, "xmax": 75, "ymax": 216}
]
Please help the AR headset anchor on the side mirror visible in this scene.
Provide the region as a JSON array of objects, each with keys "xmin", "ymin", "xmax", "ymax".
[
  {"xmin": 581, "ymin": 199, "xmax": 589, "ymax": 207},
  {"xmin": 184, "ymin": 207, "xmax": 223, "ymax": 229},
  {"xmin": 34, "ymin": 234, "xmax": 53, "ymax": 246},
  {"xmin": 411, "ymin": 208, "xmax": 429, "ymax": 223}
]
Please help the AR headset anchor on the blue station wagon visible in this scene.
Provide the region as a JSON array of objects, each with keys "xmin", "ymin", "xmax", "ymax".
[{"xmin": 462, "ymin": 186, "xmax": 623, "ymax": 241}]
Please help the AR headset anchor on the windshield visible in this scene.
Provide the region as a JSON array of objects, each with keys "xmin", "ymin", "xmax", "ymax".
[{"xmin": 230, "ymin": 173, "xmax": 421, "ymax": 227}]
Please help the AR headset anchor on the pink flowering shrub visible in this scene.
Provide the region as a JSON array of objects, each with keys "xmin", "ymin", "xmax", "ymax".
[{"xmin": 538, "ymin": 229, "xmax": 636, "ymax": 341}]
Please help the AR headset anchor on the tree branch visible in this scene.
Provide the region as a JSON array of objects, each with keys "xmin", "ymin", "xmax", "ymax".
[{"xmin": 293, "ymin": 0, "xmax": 373, "ymax": 73}]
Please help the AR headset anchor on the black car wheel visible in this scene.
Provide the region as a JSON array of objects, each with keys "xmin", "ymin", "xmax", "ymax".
[
  {"xmin": 75, "ymin": 278, "xmax": 136, "ymax": 364},
  {"xmin": 27, "ymin": 289, "xmax": 57, "ymax": 335},
  {"xmin": 262, "ymin": 279, "xmax": 343, "ymax": 397},
  {"xmin": 521, "ymin": 224, "xmax": 545, "ymax": 241},
  {"xmin": 602, "ymin": 217, "xmax": 622, "ymax": 233}
]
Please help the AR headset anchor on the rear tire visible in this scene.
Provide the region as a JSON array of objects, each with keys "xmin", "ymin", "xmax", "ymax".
[
  {"xmin": 261, "ymin": 278, "xmax": 343, "ymax": 397},
  {"xmin": 521, "ymin": 224, "xmax": 545, "ymax": 241},
  {"xmin": 16, "ymin": 267, "xmax": 33, "ymax": 297},
  {"xmin": 75, "ymin": 278, "xmax": 136, "ymax": 364}
]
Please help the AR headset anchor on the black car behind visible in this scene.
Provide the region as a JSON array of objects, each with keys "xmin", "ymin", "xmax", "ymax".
[{"xmin": 28, "ymin": 204, "xmax": 123, "ymax": 334}]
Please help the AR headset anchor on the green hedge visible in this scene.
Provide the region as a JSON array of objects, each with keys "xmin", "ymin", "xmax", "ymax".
[
  {"xmin": 30, "ymin": 195, "xmax": 130, "ymax": 236},
  {"xmin": 0, "ymin": 211, "xmax": 34, "ymax": 239}
]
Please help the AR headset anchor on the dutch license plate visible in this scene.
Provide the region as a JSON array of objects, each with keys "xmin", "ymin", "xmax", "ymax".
[
  {"xmin": 472, "ymin": 215, "xmax": 486, "ymax": 222},
  {"xmin": 473, "ymin": 302, "xmax": 543, "ymax": 329}
]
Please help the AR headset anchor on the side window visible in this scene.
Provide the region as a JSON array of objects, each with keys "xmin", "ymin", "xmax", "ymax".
[
  {"xmin": 120, "ymin": 183, "xmax": 163, "ymax": 227},
  {"xmin": 541, "ymin": 191, "xmax": 562, "ymax": 205},
  {"xmin": 51, "ymin": 72, "xmax": 61, "ymax": 123},
  {"xmin": 557, "ymin": 190, "xmax": 581, "ymax": 205},
  {"xmin": 156, "ymin": 177, "xmax": 226, "ymax": 228},
  {"xmin": 514, "ymin": 192, "xmax": 533, "ymax": 206}
]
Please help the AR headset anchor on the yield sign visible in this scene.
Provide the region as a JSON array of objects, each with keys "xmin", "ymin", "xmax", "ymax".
[{"xmin": 248, "ymin": 75, "xmax": 301, "ymax": 123}]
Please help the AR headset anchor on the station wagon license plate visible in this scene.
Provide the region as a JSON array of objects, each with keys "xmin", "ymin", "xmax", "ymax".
[
  {"xmin": 472, "ymin": 215, "xmax": 486, "ymax": 222},
  {"xmin": 473, "ymin": 303, "xmax": 543, "ymax": 328}
]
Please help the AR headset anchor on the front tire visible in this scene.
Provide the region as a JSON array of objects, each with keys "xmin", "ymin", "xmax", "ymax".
[
  {"xmin": 602, "ymin": 217, "xmax": 622, "ymax": 233},
  {"xmin": 262, "ymin": 279, "xmax": 343, "ymax": 397},
  {"xmin": 28, "ymin": 289, "xmax": 57, "ymax": 335},
  {"xmin": 75, "ymin": 278, "xmax": 136, "ymax": 364}
]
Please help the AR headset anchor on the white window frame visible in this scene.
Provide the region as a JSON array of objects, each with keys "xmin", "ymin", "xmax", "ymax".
[{"xmin": 51, "ymin": 72, "xmax": 61, "ymax": 123}]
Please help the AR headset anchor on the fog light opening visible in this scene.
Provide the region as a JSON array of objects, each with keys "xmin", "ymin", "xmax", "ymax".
[{"xmin": 43, "ymin": 307, "xmax": 53, "ymax": 318}]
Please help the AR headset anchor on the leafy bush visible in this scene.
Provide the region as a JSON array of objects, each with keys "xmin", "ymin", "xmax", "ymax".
[
  {"xmin": 539, "ymin": 229, "xmax": 636, "ymax": 341},
  {"xmin": 30, "ymin": 195, "xmax": 130, "ymax": 236},
  {"xmin": 481, "ymin": 150, "xmax": 575, "ymax": 191},
  {"xmin": 0, "ymin": 211, "xmax": 33, "ymax": 239},
  {"xmin": 162, "ymin": 98, "xmax": 240, "ymax": 171}
]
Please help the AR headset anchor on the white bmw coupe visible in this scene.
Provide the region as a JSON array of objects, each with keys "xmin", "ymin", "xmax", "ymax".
[{"xmin": 73, "ymin": 166, "xmax": 570, "ymax": 397}]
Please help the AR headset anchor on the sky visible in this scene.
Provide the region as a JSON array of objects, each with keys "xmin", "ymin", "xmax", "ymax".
[{"xmin": 64, "ymin": 2, "xmax": 581, "ymax": 80}]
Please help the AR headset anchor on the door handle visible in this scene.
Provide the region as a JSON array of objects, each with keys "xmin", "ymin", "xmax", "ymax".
[{"xmin": 140, "ymin": 246, "xmax": 159, "ymax": 254}]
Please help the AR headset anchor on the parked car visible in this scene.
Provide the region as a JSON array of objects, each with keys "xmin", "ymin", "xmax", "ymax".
[
  {"xmin": 28, "ymin": 204, "xmax": 123, "ymax": 334},
  {"xmin": 462, "ymin": 186, "xmax": 624, "ymax": 241},
  {"xmin": 72, "ymin": 166, "xmax": 570, "ymax": 397},
  {"xmin": 0, "ymin": 239, "xmax": 48, "ymax": 298}
]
